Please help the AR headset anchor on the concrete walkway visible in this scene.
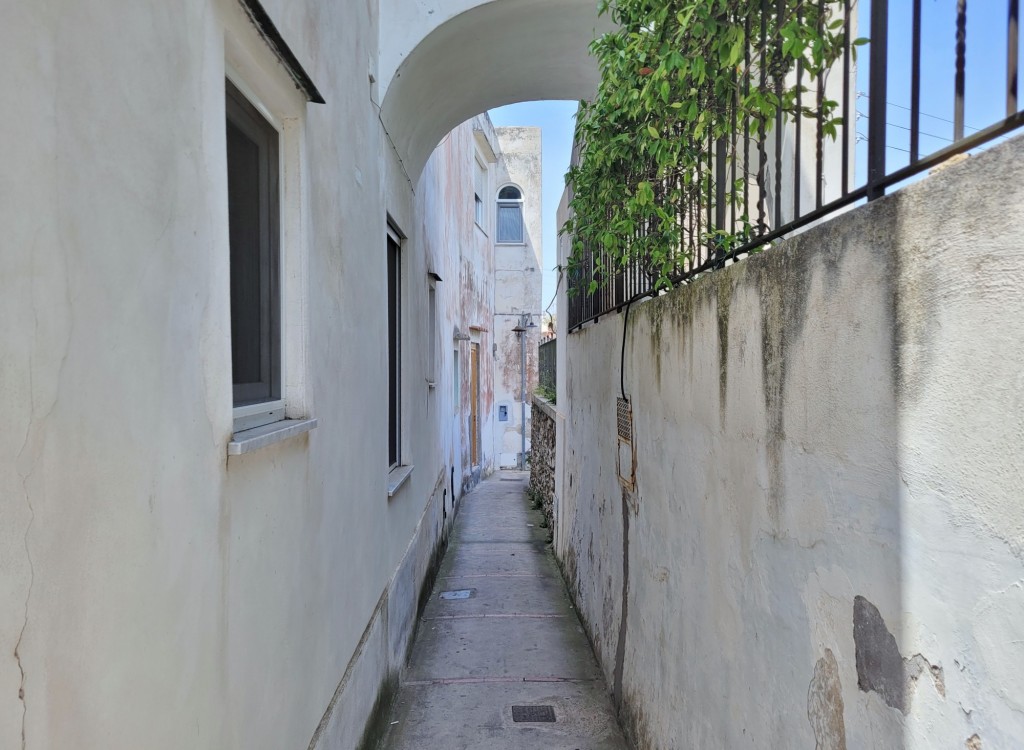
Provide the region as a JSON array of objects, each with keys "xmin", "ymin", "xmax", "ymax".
[{"xmin": 378, "ymin": 471, "xmax": 629, "ymax": 749}]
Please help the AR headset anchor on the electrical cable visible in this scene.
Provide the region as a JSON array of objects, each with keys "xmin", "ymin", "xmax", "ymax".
[
  {"xmin": 620, "ymin": 300, "xmax": 632, "ymax": 402},
  {"xmin": 543, "ymin": 267, "xmax": 563, "ymax": 318}
]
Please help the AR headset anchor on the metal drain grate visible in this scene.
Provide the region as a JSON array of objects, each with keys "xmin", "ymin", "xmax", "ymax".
[
  {"xmin": 512, "ymin": 705, "xmax": 556, "ymax": 723},
  {"xmin": 500, "ymin": 478, "xmax": 523, "ymax": 482}
]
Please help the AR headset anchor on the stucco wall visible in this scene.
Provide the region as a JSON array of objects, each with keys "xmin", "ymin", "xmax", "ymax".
[
  {"xmin": 492, "ymin": 127, "xmax": 543, "ymax": 468},
  {"xmin": 557, "ymin": 135, "xmax": 1024, "ymax": 749},
  {"xmin": 417, "ymin": 116, "xmax": 499, "ymax": 493},
  {"xmin": 0, "ymin": 2, "xmax": 526, "ymax": 748}
]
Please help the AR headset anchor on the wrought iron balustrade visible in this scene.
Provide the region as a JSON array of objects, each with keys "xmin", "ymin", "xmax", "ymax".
[{"xmin": 568, "ymin": 0, "xmax": 1023, "ymax": 331}]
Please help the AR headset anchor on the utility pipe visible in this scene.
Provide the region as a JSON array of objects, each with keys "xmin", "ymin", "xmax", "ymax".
[
  {"xmin": 519, "ymin": 328, "xmax": 526, "ymax": 470},
  {"xmin": 512, "ymin": 313, "xmax": 536, "ymax": 470}
]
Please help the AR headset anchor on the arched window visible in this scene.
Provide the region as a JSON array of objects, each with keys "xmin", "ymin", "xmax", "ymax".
[{"xmin": 496, "ymin": 185, "xmax": 524, "ymax": 244}]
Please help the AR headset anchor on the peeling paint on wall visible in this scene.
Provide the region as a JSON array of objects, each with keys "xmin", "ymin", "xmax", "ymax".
[
  {"xmin": 808, "ymin": 649, "xmax": 847, "ymax": 750},
  {"xmin": 853, "ymin": 595, "xmax": 907, "ymax": 711},
  {"xmin": 853, "ymin": 596, "xmax": 944, "ymax": 714}
]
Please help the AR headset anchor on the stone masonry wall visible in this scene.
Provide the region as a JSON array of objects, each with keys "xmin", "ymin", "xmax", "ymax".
[{"xmin": 529, "ymin": 395, "xmax": 556, "ymax": 533}]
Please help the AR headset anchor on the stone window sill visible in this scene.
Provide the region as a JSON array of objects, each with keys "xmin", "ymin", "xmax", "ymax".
[
  {"xmin": 387, "ymin": 464, "xmax": 414, "ymax": 497},
  {"xmin": 228, "ymin": 418, "xmax": 318, "ymax": 456}
]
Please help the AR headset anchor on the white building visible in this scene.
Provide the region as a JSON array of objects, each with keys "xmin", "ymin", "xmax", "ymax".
[{"xmin": 0, "ymin": 1, "xmax": 582, "ymax": 746}]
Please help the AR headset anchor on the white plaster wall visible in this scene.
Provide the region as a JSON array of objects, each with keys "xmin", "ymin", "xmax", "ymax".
[
  {"xmin": 0, "ymin": 2, "xmax": 524, "ymax": 748},
  {"xmin": 554, "ymin": 184, "xmax": 572, "ymax": 555},
  {"xmin": 557, "ymin": 136, "xmax": 1024, "ymax": 749},
  {"xmin": 378, "ymin": 0, "xmax": 609, "ymax": 180},
  {"xmin": 414, "ymin": 115, "xmax": 503, "ymax": 491},
  {"xmin": 492, "ymin": 127, "xmax": 543, "ymax": 469}
]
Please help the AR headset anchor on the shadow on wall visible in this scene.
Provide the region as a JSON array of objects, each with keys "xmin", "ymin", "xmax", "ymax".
[{"xmin": 556, "ymin": 135, "xmax": 1024, "ymax": 749}]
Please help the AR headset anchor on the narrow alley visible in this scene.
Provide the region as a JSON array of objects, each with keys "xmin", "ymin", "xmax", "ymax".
[
  {"xmin": 378, "ymin": 471, "xmax": 628, "ymax": 749},
  {"xmin": 5, "ymin": 2, "xmax": 1024, "ymax": 748}
]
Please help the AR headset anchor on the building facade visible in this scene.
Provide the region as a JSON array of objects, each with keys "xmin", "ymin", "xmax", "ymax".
[{"xmin": 0, "ymin": 2, "xmax": 548, "ymax": 746}]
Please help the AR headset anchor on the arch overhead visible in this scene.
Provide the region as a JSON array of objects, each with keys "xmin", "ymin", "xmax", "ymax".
[{"xmin": 380, "ymin": 0, "xmax": 612, "ymax": 182}]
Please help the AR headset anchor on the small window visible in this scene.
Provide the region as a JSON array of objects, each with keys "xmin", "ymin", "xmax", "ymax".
[
  {"xmin": 496, "ymin": 185, "xmax": 524, "ymax": 244},
  {"xmin": 453, "ymin": 349, "xmax": 460, "ymax": 404},
  {"xmin": 226, "ymin": 79, "xmax": 281, "ymax": 413},
  {"xmin": 427, "ymin": 282, "xmax": 437, "ymax": 384},
  {"xmin": 474, "ymin": 159, "xmax": 487, "ymax": 228},
  {"xmin": 388, "ymin": 227, "xmax": 402, "ymax": 469}
]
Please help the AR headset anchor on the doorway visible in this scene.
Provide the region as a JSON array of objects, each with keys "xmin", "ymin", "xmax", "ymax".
[{"xmin": 470, "ymin": 343, "xmax": 480, "ymax": 467}]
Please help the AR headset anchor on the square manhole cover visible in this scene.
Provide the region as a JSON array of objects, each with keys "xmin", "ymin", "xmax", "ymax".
[
  {"xmin": 512, "ymin": 705, "xmax": 556, "ymax": 723},
  {"xmin": 439, "ymin": 589, "xmax": 475, "ymax": 600}
]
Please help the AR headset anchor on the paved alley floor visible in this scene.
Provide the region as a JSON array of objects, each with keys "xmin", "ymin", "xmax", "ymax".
[{"xmin": 378, "ymin": 471, "xmax": 629, "ymax": 750}]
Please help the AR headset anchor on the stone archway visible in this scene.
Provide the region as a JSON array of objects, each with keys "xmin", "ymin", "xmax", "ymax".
[{"xmin": 379, "ymin": 0, "xmax": 613, "ymax": 181}]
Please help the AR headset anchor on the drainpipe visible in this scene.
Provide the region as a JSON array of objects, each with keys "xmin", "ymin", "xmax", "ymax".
[{"xmin": 512, "ymin": 313, "xmax": 537, "ymax": 470}]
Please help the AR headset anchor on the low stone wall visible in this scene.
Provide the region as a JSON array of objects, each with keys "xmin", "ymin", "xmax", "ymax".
[
  {"xmin": 528, "ymin": 394, "xmax": 556, "ymax": 533},
  {"xmin": 558, "ymin": 135, "xmax": 1024, "ymax": 749}
]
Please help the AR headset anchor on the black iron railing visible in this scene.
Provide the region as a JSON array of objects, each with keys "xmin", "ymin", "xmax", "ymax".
[
  {"xmin": 568, "ymin": 0, "xmax": 1024, "ymax": 331},
  {"xmin": 538, "ymin": 338, "xmax": 557, "ymax": 393}
]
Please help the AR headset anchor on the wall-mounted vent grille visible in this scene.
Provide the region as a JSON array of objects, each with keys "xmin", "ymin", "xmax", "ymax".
[
  {"xmin": 617, "ymin": 398, "xmax": 632, "ymax": 442},
  {"xmin": 616, "ymin": 398, "xmax": 636, "ymax": 496}
]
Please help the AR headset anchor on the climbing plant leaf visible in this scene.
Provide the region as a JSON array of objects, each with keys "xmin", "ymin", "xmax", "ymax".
[{"xmin": 563, "ymin": 0, "xmax": 851, "ymax": 291}]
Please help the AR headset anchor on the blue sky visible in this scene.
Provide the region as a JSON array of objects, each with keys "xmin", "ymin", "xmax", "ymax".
[
  {"xmin": 859, "ymin": 0, "xmax": 1020, "ymax": 177},
  {"xmin": 489, "ymin": 3, "xmax": 1020, "ymax": 311}
]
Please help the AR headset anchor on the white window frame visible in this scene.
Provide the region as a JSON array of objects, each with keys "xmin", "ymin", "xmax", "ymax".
[
  {"xmin": 385, "ymin": 222, "xmax": 414, "ymax": 496},
  {"xmin": 495, "ymin": 183, "xmax": 525, "ymax": 245},
  {"xmin": 387, "ymin": 223, "xmax": 403, "ymax": 471},
  {"xmin": 224, "ymin": 19, "xmax": 311, "ymax": 436},
  {"xmin": 453, "ymin": 348, "xmax": 460, "ymax": 406},
  {"xmin": 427, "ymin": 279, "xmax": 438, "ymax": 387},
  {"xmin": 226, "ymin": 79, "xmax": 282, "ymax": 427}
]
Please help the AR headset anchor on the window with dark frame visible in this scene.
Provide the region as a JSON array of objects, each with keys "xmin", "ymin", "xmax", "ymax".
[
  {"xmin": 474, "ymin": 159, "xmax": 487, "ymax": 228},
  {"xmin": 427, "ymin": 282, "xmax": 437, "ymax": 383},
  {"xmin": 453, "ymin": 349, "xmax": 460, "ymax": 404},
  {"xmin": 226, "ymin": 79, "xmax": 281, "ymax": 410},
  {"xmin": 496, "ymin": 185, "xmax": 524, "ymax": 244},
  {"xmin": 387, "ymin": 229, "xmax": 402, "ymax": 469}
]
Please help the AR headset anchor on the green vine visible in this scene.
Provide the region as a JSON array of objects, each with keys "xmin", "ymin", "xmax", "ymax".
[{"xmin": 563, "ymin": 0, "xmax": 863, "ymax": 292}]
